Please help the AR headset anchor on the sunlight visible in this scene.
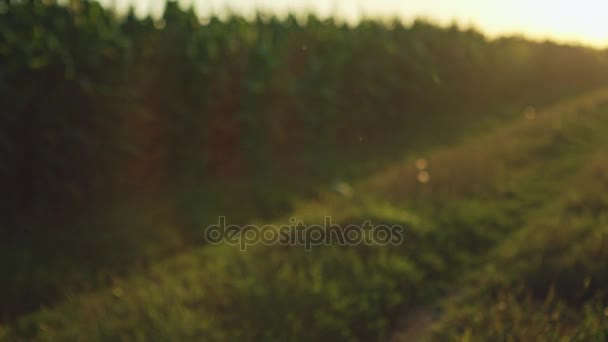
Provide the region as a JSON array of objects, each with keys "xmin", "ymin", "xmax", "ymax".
[
  {"xmin": 517, "ymin": 0, "xmax": 608, "ymax": 46},
  {"xmin": 398, "ymin": 0, "xmax": 608, "ymax": 47},
  {"xmin": 104, "ymin": 0, "xmax": 608, "ymax": 46},
  {"xmin": 168, "ymin": 0, "xmax": 608, "ymax": 47}
]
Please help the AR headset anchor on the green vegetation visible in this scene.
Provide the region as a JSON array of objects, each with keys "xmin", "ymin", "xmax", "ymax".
[
  {"xmin": 3, "ymin": 0, "xmax": 608, "ymax": 231},
  {"xmin": 5, "ymin": 88, "xmax": 608, "ymax": 340},
  {"xmin": 3, "ymin": 0, "xmax": 608, "ymax": 339}
]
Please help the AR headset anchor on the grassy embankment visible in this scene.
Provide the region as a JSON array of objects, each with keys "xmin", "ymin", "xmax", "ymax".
[{"xmin": 4, "ymin": 89, "xmax": 608, "ymax": 340}]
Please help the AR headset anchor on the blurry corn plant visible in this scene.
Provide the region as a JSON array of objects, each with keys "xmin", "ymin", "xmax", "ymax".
[
  {"xmin": 2, "ymin": 0, "xmax": 608, "ymax": 235},
  {"xmin": 0, "ymin": 0, "xmax": 133, "ymax": 232}
]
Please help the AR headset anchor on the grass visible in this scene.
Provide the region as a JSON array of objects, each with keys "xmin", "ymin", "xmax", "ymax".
[
  {"xmin": 428, "ymin": 153, "xmax": 608, "ymax": 341},
  {"xmin": 5, "ymin": 88, "xmax": 608, "ymax": 341},
  {"xmin": 0, "ymin": 90, "xmax": 542, "ymax": 323}
]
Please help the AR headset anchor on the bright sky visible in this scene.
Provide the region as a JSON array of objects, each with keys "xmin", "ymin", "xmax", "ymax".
[{"xmin": 114, "ymin": 0, "xmax": 608, "ymax": 47}]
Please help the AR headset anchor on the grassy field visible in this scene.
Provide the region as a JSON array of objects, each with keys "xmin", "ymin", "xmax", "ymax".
[{"xmin": 4, "ymin": 88, "xmax": 608, "ymax": 340}]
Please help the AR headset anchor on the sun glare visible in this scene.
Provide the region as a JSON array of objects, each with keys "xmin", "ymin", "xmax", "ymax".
[
  {"xmin": 518, "ymin": 0, "xmax": 608, "ymax": 46},
  {"xmin": 397, "ymin": 0, "xmax": 608, "ymax": 47},
  {"xmin": 97, "ymin": 0, "xmax": 608, "ymax": 46}
]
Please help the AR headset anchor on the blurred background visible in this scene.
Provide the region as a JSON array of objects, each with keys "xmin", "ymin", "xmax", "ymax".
[{"xmin": 2, "ymin": 0, "xmax": 608, "ymax": 340}]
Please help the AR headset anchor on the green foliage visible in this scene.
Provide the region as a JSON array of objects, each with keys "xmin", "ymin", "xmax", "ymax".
[
  {"xmin": 3, "ymin": 0, "xmax": 608, "ymax": 231},
  {"xmin": 431, "ymin": 155, "xmax": 608, "ymax": 340},
  {"xmin": 8, "ymin": 89, "xmax": 608, "ymax": 341},
  {"xmin": 4, "ymin": 0, "xmax": 608, "ymax": 338}
]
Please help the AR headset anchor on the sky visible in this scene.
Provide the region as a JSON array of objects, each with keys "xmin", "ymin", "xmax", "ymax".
[{"xmin": 109, "ymin": 0, "xmax": 608, "ymax": 47}]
